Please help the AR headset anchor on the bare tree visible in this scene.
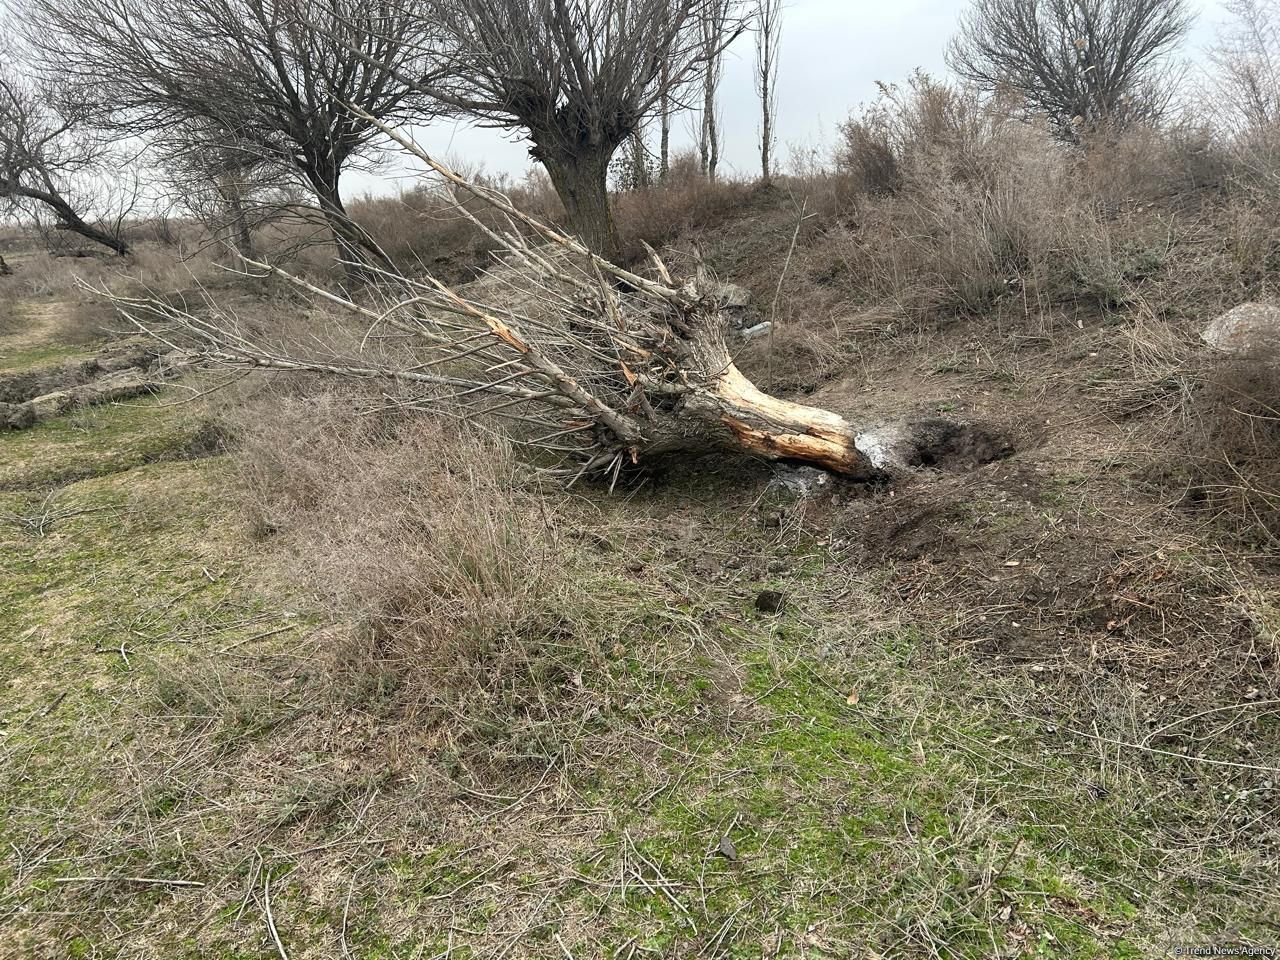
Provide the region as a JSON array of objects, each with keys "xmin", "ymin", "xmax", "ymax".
[
  {"xmin": 162, "ymin": 131, "xmax": 283, "ymax": 261},
  {"xmin": 0, "ymin": 56, "xmax": 132, "ymax": 255},
  {"xmin": 947, "ymin": 0, "xmax": 1193, "ymax": 140},
  {"xmin": 754, "ymin": 0, "xmax": 781, "ymax": 184},
  {"xmin": 411, "ymin": 0, "xmax": 742, "ymax": 259},
  {"xmin": 26, "ymin": 0, "xmax": 439, "ymax": 271},
  {"xmin": 698, "ymin": 0, "xmax": 733, "ymax": 179},
  {"xmin": 1210, "ymin": 0, "xmax": 1280, "ymax": 133},
  {"xmin": 660, "ymin": 40, "xmax": 674, "ymax": 180},
  {"xmin": 108, "ymin": 122, "xmax": 883, "ymax": 482}
]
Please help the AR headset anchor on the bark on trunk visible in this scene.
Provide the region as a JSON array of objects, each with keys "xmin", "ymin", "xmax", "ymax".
[
  {"xmin": 659, "ymin": 66, "xmax": 671, "ymax": 181},
  {"xmin": 304, "ymin": 169, "xmax": 393, "ymax": 280},
  {"xmin": 625, "ymin": 306, "xmax": 875, "ymax": 477},
  {"xmin": 760, "ymin": 90, "xmax": 772, "ymax": 185},
  {"xmin": 543, "ymin": 150, "xmax": 621, "ymax": 260},
  {"xmin": 225, "ymin": 189, "xmax": 256, "ymax": 260},
  {"xmin": 53, "ymin": 214, "xmax": 130, "ymax": 256}
]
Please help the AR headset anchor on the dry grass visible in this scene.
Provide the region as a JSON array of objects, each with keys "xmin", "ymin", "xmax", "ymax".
[
  {"xmin": 348, "ymin": 171, "xmax": 565, "ymax": 280},
  {"xmin": 233, "ymin": 389, "xmax": 580, "ymax": 701},
  {"xmin": 1161, "ymin": 346, "xmax": 1280, "ymax": 544}
]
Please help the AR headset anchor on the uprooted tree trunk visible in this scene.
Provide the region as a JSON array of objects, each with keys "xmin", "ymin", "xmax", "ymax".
[
  {"xmin": 101, "ymin": 120, "xmax": 877, "ymax": 482},
  {"xmin": 0, "ymin": 345, "xmax": 183, "ymax": 429}
]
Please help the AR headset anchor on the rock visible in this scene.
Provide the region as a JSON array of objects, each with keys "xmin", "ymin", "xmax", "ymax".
[
  {"xmin": 739, "ymin": 321, "xmax": 773, "ymax": 340},
  {"xmin": 854, "ymin": 419, "xmax": 1013, "ymax": 472},
  {"xmin": 711, "ymin": 282, "xmax": 751, "ymax": 310},
  {"xmin": 27, "ymin": 391, "xmax": 75, "ymax": 421},
  {"xmin": 1202, "ymin": 302, "xmax": 1280, "ymax": 354},
  {"xmin": 769, "ymin": 464, "xmax": 832, "ymax": 498},
  {"xmin": 755, "ymin": 589, "xmax": 786, "ymax": 614},
  {"xmin": 855, "ymin": 424, "xmax": 910, "ymax": 470},
  {"xmin": 711, "ymin": 281, "xmax": 762, "ymax": 331},
  {"xmin": 717, "ymin": 834, "xmax": 738, "ymax": 860},
  {"xmin": 0, "ymin": 255, "xmax": 11, "ymax": 276},
  {"xmin": 0, "ymin": 401, "xmax": 35, "ymax": 430}
]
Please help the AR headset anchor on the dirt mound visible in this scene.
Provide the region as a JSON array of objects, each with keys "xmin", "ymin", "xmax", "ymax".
[
  {"xmin": 0, "ymin": 346, "xmax": 186, "ymax": 430},
  {"xmin": 837, "ymin": 464, "xmax": 1277, "ymax": 700}
]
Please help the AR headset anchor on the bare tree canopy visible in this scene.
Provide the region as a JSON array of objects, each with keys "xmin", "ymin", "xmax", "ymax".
[
  {"xmin": 161, "ymin": 124, "xmax": 295, "ymax": 261},
  {"xmin": 1210, "ymin": 0, "xmax": 1280, "ymax": 134},
  {"xmin": 411, "ymin": 0, "xmax": 745, "ymax": 258},
  {"xmin": 0, "ymin": 45, "xmax": 132, "ymax": 254},
  {"xmin": 947, "ymin": 0, "xmax": 1193, "ymax": 139},
  {"xmin": 24, "ymin": 0, "xmax": 439, "ymax": 269}
]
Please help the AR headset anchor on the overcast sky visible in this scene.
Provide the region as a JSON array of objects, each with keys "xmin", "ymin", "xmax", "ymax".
[{"xmin": 350, "ymin": 0, "xmax": 1232, "ymax": 199}]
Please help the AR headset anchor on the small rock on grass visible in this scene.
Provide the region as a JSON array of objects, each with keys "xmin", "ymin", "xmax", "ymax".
[{"xmin": 717, "ymin": 834, "xmax": 738, "ymax": 861}]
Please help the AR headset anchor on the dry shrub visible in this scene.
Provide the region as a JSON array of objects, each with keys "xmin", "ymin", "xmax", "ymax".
[
  {"xmin": 817, "ymin": 74, "xmax": 1197, "ymax": 321},
  {"xmin": 1168, "ymin": 346, "xmax": 1280, "ymax": 543},
  {"xmin": 229, "ymin": 387, "xmax": 637, "ymax": 743},
  {"xmin": 350, "ymin": 171, "xmax": 565, "ymax": 280},
  {"xmin": 1073, "ymin": 123, "xmax": 1232, "ymax": 209},
  {"xmin": 823, "ymin": 75, "xmax": 1076, "ymax": 317},
  {"xmin": 835, "ymin": 72, "xmax": 1016, "ymax": 197},
  {"xmin": 818, "ymin": 140, "xmax": 1070, "ymax": 317},
  {"xmin": 122, "ymin": 215, "xmax": 207, "ymax": 250},
  {"xmin": 613, "ymin": 151, "xmax": 752, "ymax": 262}
]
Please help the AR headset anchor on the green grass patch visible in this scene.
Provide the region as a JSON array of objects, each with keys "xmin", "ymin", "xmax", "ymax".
[{"xmin": 0, "ymin": 393, "xmax": 221, "ymax": 489}]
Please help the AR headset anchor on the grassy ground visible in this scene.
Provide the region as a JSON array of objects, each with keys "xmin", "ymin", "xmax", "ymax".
[{"xmin": 0, "ymin": 230, "xmax": 1277, "ymax": 960}]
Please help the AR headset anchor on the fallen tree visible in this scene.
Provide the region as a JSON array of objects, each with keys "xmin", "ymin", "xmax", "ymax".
[{"xmin": 103, "ymin": 123, "xmax": 880, "ymax": 482}]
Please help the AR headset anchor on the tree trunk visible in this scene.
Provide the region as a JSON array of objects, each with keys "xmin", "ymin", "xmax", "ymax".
[
  {"xmin": 760, "ymin": 69, "xmax": 773, "ymax": 185},
  {"xmin": 659, "ymin": 64, "xmax": 671, "ymax": 181},
  {"xmin": 542, "ymin": 150, "xmax": 621, "ymax": 260},
  {"xmin": 304, "ymin": 168, "xmax": 392, "ymax": 279},
  {"xmin": 709, "ymin": 113, "xmax": 720, "ymax": 182},
  {"xmin": 761, "ymin": 111, "xmax": 772, "ymax": 185},
  {"xmin": 637, "ymin": 308, "xmax": 875, "ymax": 476},
  {"xmin": 699, "ymin": 109, "xmax": 711, "ymax": 176},
  {"xmin": 224, "ymin": 187, "xmax": 256, "ymax": 260},
  {"xmin": 53, "ymin": 215, "xmax": 130, "ymax": 255}
]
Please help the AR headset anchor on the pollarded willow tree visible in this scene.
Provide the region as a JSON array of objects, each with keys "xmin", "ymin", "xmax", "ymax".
[
  {"xmin": 25, "ymin": 0, "xmax": 441, "ymax": 270},
  {"xmin": 106, "ymin": 121, "xmax": 880, "ymax": 482},
  {"xmin": 410, "ymin": 0, "xmax": 745, "ymax": 259}
]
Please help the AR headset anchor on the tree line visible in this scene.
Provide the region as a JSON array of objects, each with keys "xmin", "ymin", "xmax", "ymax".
[{"xmin": 2, "ymin": 0, "xmax": 1270, "ymax": 266}]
